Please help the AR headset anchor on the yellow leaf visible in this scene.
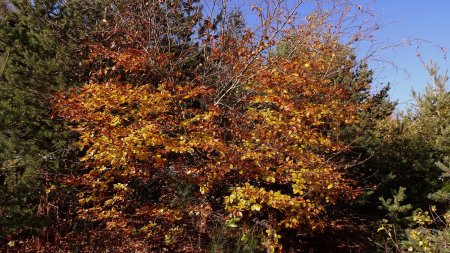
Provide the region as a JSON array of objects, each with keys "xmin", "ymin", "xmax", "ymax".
[
  {"xmin": 251, "ymin": 203, "xmax": 262, "ymax": 211},
  {"xmin": 327, "ymin": 183, "xmax": 333, "ymax": 189},
  {"xmin": 200, "ymin": 186, "xmax": 208, "ymax": 194}
]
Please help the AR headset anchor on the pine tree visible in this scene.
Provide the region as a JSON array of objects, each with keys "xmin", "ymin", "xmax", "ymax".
[
  {"xmin": 375, "ymin": 63, "xmax": 450, "ymax": 252},
  {"xmin": 0, "ymin": 0, "xmax": 105, "ymax": 240},
  {"xmin": 412, "ymin": 62, "xmax": 450, "ymax": 205},
  {"xmin": 359, "ymin": 61, "xmax": 449, "ymax": 217}
]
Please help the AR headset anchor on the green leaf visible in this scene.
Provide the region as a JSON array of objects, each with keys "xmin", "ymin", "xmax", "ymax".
[{"xmin": 225, "ymin": 217, "xmax": 241, "ymax": 228}]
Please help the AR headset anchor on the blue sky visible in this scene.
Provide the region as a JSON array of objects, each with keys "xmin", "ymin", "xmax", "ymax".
[{"xmin": 366, "ymin": 0, "xmax": 450, "ymax": 110}]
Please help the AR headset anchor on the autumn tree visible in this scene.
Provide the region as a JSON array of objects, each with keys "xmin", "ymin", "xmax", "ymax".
[{"xmin": 43, "ymin": 1, "xmax": 384, "ymax": 251}]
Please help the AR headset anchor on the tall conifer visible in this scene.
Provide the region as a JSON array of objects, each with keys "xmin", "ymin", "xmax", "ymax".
[{"xmin": 0, "ymin": 0, "xmax": 103, "ymax": 239}]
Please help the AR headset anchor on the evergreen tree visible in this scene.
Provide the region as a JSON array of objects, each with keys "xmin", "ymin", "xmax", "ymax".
[
  {"xmin": 373, "ymin": 62, "xmax": 450, "ymax": 252},
  {"xmin": 0, "ymin": 0, "xmax": 105, "ymax": 240},
  {"xmin": 371, "ymin": 62, "xmax": 448, "ymax": 208},
  {"xmin": 410, "ymin": 62, "xmax": 450, "ymax": 205},
  {"xmin": 353, "ymin": 61, "xmax": 448, "ymax": 217}
]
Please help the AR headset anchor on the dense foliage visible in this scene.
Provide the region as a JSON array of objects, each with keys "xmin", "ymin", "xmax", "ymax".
[
  {"xmin": 1, "ymin": 0, "xmax": 448, "ymax": 252},
  {"xmin": 371, "ymin": 63, "xmax": 450, "ymax": 252},
  {"xmin": 0, "ymin": 0, "xmax": 82, "ymax": 239}
]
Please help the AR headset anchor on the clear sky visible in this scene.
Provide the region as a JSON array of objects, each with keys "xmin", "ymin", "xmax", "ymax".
[{"xmin": 366, "ymin": 0, "xmax": 450, "ymax": 110}]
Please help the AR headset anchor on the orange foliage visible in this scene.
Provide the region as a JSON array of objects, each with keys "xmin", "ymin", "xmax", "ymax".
[{"xmin": 52, "ymin": 11, "xmax": 367, "ymax": 253}]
